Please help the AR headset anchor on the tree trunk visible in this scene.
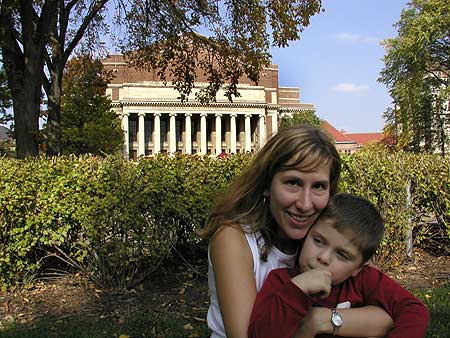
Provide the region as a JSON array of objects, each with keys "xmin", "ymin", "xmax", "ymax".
[
  {"xmin": 46, "ymin": 64, "xmax": 63, "ymax": 156},
  {"xmin": 1, "ymin": 49, "xmax": 43, "ymax": 159},
  {"xmin": 12, "ymin": 82, "xmax": 41, "ymax": 159}
]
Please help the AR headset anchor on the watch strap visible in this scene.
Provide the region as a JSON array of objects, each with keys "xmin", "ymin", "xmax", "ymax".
[{"xmin": 331, "ymin": 307, "xmax": 343, "ymax": 335}]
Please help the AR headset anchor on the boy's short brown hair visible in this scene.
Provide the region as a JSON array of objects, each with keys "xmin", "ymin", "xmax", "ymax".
[{"xmin": 317, "ymin": 193, "xmax": 384, "ymax": 262}]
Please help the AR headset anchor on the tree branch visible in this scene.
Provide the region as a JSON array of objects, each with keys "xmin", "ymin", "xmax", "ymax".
[{"xmin": 63, "ymin": 0, "xmax": 110, "ymax": 62}]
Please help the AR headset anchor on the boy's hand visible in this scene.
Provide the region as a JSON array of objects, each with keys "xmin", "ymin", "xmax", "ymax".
[{"xmin": 291, "ymin": 268, "xmax": 332, "ymax": 298}]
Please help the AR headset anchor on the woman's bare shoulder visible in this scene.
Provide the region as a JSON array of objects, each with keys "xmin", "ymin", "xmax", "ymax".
[{"xmin": 210, "ymin": 224, "xmax": 253, "ymax": 267}]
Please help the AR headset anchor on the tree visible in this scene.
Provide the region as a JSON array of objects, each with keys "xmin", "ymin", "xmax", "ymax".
[
  {"xmin": 0, "ymin": 0, "xmax": 108, "ymax": 158},
  {"xmin": 0, "ymin": 62, "xmax": 12, "ymax": 125},
  {"xmin": 0, "ymin": 0, "xmax": 322, "ymax": 158},
  {"xmin": 379, "ymin": 0, "xmax": 450, "ymax": 155},
  {"xmin": 280, "ymin": 109, "xmax": 321, "ymax": 129},
  {"xmin": 59, "ymin": 55, "xmax": 123, "ymax": 155}
]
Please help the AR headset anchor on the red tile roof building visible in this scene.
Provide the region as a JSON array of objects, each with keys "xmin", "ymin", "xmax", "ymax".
[{"xmin": 320, "ymin": 120, "xmax": 383, "ymax": 154}]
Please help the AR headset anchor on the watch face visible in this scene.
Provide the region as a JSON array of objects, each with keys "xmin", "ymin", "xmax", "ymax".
[{"xmin": 332, "ymin": 313, "xmax": 343, "ymax": 327}]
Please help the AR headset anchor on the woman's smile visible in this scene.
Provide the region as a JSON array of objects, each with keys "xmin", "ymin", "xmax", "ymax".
[{"xmin": 267, "ymin": 165, "xmax": 331, "ymax": 242}]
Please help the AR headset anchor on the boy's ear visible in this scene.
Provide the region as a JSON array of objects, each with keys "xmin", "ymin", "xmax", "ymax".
[{"xmin": 351, "ymin": 262, "xmax": 368, "ymax": 277}]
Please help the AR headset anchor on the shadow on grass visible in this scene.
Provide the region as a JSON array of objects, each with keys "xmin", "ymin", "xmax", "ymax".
[
  {"xmin": 0, "ymin": 310, "xmax": 210, "ymax": 338},
  {"xmin": 1, "ymin": 283, "xmax": 447, "ymax": 338}
]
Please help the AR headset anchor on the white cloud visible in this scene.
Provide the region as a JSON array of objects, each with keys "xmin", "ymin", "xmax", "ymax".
[
  {"xmin": 362, "ymin": 36, "xmax": 381, "ymax": 43},
  {"xmin": 335, "ymin": 33, "xmax": 361, "ymax": 42},
  {"xmin": 331, "ymin": 83, "xmax": 370, "ymax": 93},
  {"xmin": 335, "ymin": 33, "xmax": 380, "ymax": 44}
]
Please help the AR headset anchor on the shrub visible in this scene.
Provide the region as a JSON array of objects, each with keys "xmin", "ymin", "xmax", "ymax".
[
  {"xmin": 0, "ymin": 150, "xmax": 448, "ymax": 289},
  {"xmin": 340, "ymin": 149, "xmax": 450, "ymax": 268}
]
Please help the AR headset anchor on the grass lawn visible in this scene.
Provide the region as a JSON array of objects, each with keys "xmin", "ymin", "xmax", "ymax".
[
  {"xmin": 0, "ymin": 310, "xmax": 210, "ymax": 338},
  {"xmin": 415, "ymin": 286, "xmax": 450, "ymax": 338},
  {"xmin": 1, "ymin": 286, "xmax": 448, "ymax": 338}
]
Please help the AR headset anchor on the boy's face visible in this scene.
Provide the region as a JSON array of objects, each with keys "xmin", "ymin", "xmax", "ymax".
[{"xmin": 299, "ymin": 218, "xmax": 365, "ymax": 285}]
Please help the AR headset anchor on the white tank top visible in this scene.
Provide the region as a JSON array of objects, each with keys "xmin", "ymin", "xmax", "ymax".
[{"xmin": 207, "ymin": 231, "xmax": 297, "ymax": 338}]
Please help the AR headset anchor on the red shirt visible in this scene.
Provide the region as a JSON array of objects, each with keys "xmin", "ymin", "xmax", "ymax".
[{"xmin": 248, "ymin": 266, "xmax": 429, "ymax": 338}]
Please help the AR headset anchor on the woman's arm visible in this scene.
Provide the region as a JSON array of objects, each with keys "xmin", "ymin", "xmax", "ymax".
[
  {"xmin": 210, "ymin": 226, "xmax": 257, "ymax": 338},
  {"xmin": 293, "ymin": 306, "xmax": 393, "ymax": 338}
]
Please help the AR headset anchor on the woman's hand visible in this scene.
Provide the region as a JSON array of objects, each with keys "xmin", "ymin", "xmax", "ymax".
[
  {"xmin": 293, "ymin": 305, "xmax": 393, "ymax": 338},
  {"xmin": 292, "ymin": 307, "xmax": 333, "ymax": 338}
]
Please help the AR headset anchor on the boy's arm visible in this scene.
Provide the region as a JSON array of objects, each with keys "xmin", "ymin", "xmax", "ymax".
[
  {"xmin": 363, "ymin": 268, "xmax": 430, "ymax": 338},
  {"xmin": 248, "ymin": 268, "xmax": 315, "ymax": 338}
]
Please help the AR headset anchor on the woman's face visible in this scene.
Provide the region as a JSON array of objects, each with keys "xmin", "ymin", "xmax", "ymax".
[{"xmin": 266, "ymin": 164, "xmax": 331, "ymax": 244}]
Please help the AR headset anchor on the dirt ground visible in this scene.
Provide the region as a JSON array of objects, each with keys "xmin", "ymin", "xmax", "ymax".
[{"xmin": 0, "ymin": 248, "xmax": 449, "ymax": 329}]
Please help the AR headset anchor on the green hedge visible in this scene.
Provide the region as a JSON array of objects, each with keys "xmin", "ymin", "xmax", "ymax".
[
  {"xmin": 340, "ymin": 149, "xmax": 450, "ymax": 266},
  {"xmin": 0, "ymin": 150, "xmax": 448, "ymax": 289}
]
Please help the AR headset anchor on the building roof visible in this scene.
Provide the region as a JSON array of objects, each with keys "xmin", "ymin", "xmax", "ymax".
[
  {"xmin": 0, "ymin": 126, "xmax": 11, "ymax": 141},
  {"xmin": 321, "ymin": 120, "xmax": 384, "ymax": 148},
  {"xmin": 320, "ymin": 120, "xmax": 355, "ymax": 144},
  {"xmin": 345, "ymin": 132, "xmax": 383, "ymax": 146}
]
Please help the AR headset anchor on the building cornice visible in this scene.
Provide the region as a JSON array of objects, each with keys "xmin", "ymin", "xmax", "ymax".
[
  {"xmin": 112, "ymin": 100, "xmax": 316, "ymax": 113},
  {"xmin": 112, "ymin": 100, "xmax": 267, "ymax": 109},
  {"xmin": 277, "ymin": 105, "xmax": 316, "ymax": 112}
]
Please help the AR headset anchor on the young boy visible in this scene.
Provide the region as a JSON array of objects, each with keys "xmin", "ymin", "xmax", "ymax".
[{"xmin": 248, "ymin": 193, "xmax": 429, "ymax": 338}]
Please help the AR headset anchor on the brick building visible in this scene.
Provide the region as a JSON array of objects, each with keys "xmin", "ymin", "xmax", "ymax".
[{"xmin": 101, "ymin": 55, "xmax": 315, "ymax": 160}]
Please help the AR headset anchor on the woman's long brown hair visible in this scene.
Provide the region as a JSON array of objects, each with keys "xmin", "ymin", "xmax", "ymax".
[{"xmin": 200, "ymin": 124, "xmax": 341, "ymax": 260}]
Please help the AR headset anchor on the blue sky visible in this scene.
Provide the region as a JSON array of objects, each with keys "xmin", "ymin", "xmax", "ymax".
[{"xmin": 269, "ymin": 0, "xmax": 409, "ymax": 133}]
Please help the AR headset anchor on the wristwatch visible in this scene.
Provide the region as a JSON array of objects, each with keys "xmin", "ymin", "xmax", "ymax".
[{"xmin": 330, "ymin": 308, "xmax": 343, "ymax": 335}]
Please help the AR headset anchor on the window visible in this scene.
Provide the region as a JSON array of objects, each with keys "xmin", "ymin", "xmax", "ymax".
[
  {"xmin": 129, "ymin": 120, "xmax": 137, "ymax": 143},
  {"xmin": 160, "ymin": 119, "xmax": 167, "ymax": 143},
  {"xmin": 176, "ymin": 119, "xmax": 182, "ymax": 142},
  {"xmin": 191, "ymin": 120, "xmax": 196, "ymax": 142},
  {"xmin": 145, "ymin": 119, "xmax": 152, "ymax": 144}
]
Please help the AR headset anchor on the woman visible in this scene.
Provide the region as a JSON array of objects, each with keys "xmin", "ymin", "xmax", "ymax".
[{"xmin": 201, "ymin": 125, "xmax": 393, "ymax": 338}]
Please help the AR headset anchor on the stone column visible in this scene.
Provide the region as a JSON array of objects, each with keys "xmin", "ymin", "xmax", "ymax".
[
  {"xmin": 215, "ymin": 113, "xmax": 222, "ymax": 155},
  {"xmin": 185, "ymin": 113, "xmax": 192, "ymax": 154},
  {"xmin": 230, "ymin": 113, "xmax": 237, "ymax": 154},
  {"xmin": 153, "ymin": 113, "xmax": 161, "ymax": 154},
  {"xmin": 200, "ymin": 112, "xmax": 207, "ymax": 154},
  {"xmin": 121, "ymin": 112, "xmax": 130, "ymax": 160},
  {"xmin": 169, "ymin": 113, "xmax": 177, "ymax": 154},
  {"xmin": 258, "ymin": 113, "xmax": 266, "ymax": 149},
  {"xmin": 138, "ymin": 112, "xmax": 145, "ymax": 157},
  {"xmin": 245, "ymin": 114, "xmax": 252, "ymax": 152},
  {"xmin": 272, "ymin": 111, "xmax": 279, "ymax": 135}
]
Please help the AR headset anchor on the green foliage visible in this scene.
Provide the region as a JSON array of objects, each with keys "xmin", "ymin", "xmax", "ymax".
[
  {"xmin": 60, "ymin": 56, "xmax": 123, "ymax": 156},
  {"xmin": 0, "ymin": 153, "xmax": 251, "ymax": 289},
  {"xmin": 0, "ymin": 156, "xmax": 93, "ymax": 287},
  {"xmin": 73, "ymin": 156, "xmax": 178, "ymax": 290},
  {"xmin": 0, "ymin": 150, "xmax": 449, "ymax": 289},
  {"xmin": 280, "ymin": 110, "xmax": 321, "ymax": 129},
  {"xmin": 379, "ymin": 0, "xmax": 450, "ymax": 154},
  {"xmin": 340, "ymin": 148, "xmax": 450, "ymax": 268}
]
